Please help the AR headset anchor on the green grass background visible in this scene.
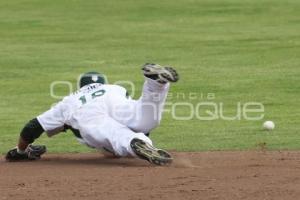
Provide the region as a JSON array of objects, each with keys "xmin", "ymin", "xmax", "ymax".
[{"xmin": 0, "ymin": 0, "xmax": 299, "ymax": 153}]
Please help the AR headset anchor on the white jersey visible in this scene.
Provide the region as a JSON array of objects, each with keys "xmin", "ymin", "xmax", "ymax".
[{"xmin": 61, "ymin": 83, "xmax": 127, "ymax": 125}]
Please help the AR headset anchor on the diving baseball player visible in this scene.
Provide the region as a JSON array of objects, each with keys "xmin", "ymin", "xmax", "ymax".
[{"xmin": 5, "ymin": 63, "xmax": 179, "ymax": 165}]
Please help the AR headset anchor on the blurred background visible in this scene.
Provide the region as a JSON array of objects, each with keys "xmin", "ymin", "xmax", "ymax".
[{"xmin": 0, "ymin": 0, "xmax": 299, "ymax": 153}]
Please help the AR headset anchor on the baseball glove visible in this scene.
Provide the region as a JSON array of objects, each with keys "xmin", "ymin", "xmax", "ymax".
[{"xmin": 5, "ymin": 144, "xmax": 47, "ymax": 161}]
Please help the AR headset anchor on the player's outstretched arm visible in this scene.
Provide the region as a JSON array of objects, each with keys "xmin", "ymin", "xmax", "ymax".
[{"xmin": 5, "ymin": 118, "xmax": 47, "ymax": 161}]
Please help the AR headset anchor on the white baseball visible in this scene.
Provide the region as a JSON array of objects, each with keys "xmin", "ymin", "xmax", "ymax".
[{"xmin": 263, "ymin": 121, "xmax": 275, "ymax": 130}]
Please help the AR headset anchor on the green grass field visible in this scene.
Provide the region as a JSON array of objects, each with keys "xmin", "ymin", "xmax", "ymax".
[{"xmin": 0, "ymin": 0, "xmax": 299, "ymax": 153}]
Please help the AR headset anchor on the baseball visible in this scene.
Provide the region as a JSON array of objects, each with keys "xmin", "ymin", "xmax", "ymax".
[{"xmin": 263, "ymin": 121, "xmax": 275, "ymax": 130}]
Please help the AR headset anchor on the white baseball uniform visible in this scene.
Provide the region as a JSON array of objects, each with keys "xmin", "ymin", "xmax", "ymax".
[{"xmin": 37, "ymin": 78, "xmax": 169, "ymax": 157}]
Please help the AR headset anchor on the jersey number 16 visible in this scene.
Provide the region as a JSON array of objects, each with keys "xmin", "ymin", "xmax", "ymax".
[{"xmin": 78, "ymin": 89, "xmax": 106, "ymax": 105}]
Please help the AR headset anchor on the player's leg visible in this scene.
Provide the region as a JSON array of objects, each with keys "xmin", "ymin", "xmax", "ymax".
[
  {"xmin": 130, "ymin": 77, "xmax": 170, "ymax": 133},
  {"xmin": 5, "ymin": 102, "xmax": 66, "ymax": 161},
  {"xmin": 124, "ymin": 63, "xmax": 179, "ymax": 133},
  {"xmin": 77, "ymin": 115, "xmax": 172, "ymax": 165}
]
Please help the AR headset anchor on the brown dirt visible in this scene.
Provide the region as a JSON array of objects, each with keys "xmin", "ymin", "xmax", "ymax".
[{"xmin": 1, "ymin": 151, "xmax": 300, "ymax": 200}]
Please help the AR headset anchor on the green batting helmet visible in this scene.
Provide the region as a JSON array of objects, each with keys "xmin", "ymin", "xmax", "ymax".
[{"xmin": 79, "ymin": 71, "xmax": 106, "ymax": 88}]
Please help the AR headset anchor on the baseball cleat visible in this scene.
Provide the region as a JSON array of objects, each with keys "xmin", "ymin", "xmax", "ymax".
[
  {"xmin": 130, "ymin": 138, "xmax": 173, "ymax": 166},
  {"xmin": 5, "ymin": 144, "xmax": 47, "ymax": 161},
  {"xmin": 142, "ymin": 63, "xmax": 179, "ymax": 84}
]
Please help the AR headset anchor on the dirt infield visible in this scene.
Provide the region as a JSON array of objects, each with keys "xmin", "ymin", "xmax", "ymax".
[{"xmin": 1, "ymin": 151, "xmax": 299, "ymax": 200}]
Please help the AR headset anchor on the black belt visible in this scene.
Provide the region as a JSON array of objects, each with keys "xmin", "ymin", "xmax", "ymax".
[{"xmin": 64, "ymin": 125, "xmax": 82, "ymax": 139}]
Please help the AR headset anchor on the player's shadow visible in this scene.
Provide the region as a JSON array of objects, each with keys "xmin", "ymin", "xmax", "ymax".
[{"xmin": 38, "ymin": 154, "xmax": 152, "ymax": 168}]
